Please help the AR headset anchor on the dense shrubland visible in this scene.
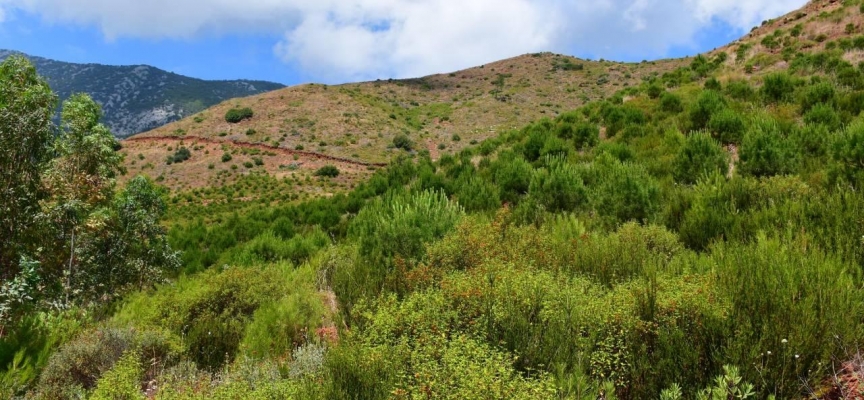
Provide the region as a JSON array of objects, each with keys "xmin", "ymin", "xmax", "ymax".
[{"xmin": 5, "ymin": 14, "xmax": 864, "ymax": 399}]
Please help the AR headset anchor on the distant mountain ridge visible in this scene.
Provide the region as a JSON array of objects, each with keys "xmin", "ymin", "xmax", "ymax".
[{"xmin": 0, "ymin": 50, "xmax": 285, "ymax": 137}]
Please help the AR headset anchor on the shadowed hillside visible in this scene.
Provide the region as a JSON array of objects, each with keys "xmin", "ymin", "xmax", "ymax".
[{"xmin": 0, "ymin": 50, "xmax": 285, "ymax": 137}]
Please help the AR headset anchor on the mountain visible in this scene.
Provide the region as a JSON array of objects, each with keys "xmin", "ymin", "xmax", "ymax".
[{"xmin": 0, "ymin": 50, "xmax": 285, "ymax": 137}]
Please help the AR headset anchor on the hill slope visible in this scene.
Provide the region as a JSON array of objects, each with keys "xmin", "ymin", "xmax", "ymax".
[
  {"xmin": 127, "ymin": 0, "xmax": 861, "ymax": 194},
  {"xmin": 126, "ymin": 53, "xmax": 687, "ymax": 190},
  {"xmin": 0, "ymin": 50, "xmax": 285, "ymax": 137},
  {"xmin": 137, "ymin": 54, "xmax": 686, "ymax": 162}
]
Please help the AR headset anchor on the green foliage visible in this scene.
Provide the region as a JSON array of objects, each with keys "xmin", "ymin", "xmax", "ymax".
[
  {"xmin": 169, "ymin": 147, "xmax": 191, "ymax": 164},
  {"xmin": 392, "ymin": 134, "xmax": 414, "ymax": 151},
  {"xmin": 799, "ymin": 81, "xmax": 836, "ymax": 112},
  {"xmin": 760, "ymin": 73, "xmax": 796, "ymax": 103},
  {"xmin": 694, "ymin": 366, "xmax": 755, "ymax": 400},
  {"xmin": 76, "ymin": 176, "xmax": 180, "ymax": 302},
  {"xmin": 572, "ymin": 122, "xmax": 600, "ymax": 149},
  {"xmin": 690, "ymin": 90, "xmax": 727, "ymax": 130},
  {"xmin": 529, "ymin": 159, "xmax": 588, "ymax": 212},
  {"xmin": 646, "ymin": 82, "xmax": 664, "ymax": 99},
  {"xmin": 0, "ymin": 312, "xmax": 84, "ymax": 398},
  {"xmin": 220, "ymin": 228, "xmax": 329, "ymax": 267},
  {"xmin": 660, "ymin": 92, "xmax": 684, "ymax": 113},
  {"xmin": 0, "ymin": 55, "xmax": 56, "ymax": 277},
  {"xmin": 803, "ymin": 103, "xmax": 841, "ymax": 131},
  {"xmin": 704, "ymin": 77, "xmax": 722, "ymax": 91},
  {"xmin": 240, "ymin": 265, "xmax": 325, "ymax": 360},
  {"xmin": 221, "ymin": 152, "xmax": 232, "ymax": 162},
  {"xmin": 673, "ymin": 132, "xmax": 729, "ymax": 184},
  {"xmin": 114, "ymin": 263, "xmax": 317, "ymax": 372},
  {"xmin": 35, "ymin": 327, "xmax": 181, "ymax": 398},
  {"xmin": 455, "ymin": 175, "xmax": 500, "ymax": 212},
  {"xmin": 90, "ymin": 351, "xmax": 145, "ymax": 400},
  {"xmin": 225, "ymin": 107, "xmax": 254, "ymax": 123},
  {"xmin": 739, "ymin": 119, "xmax": 798, "ymax": 177},
  {"xmin": 349, "ymin": 190, "xmax": 462, "ymax": 268},
  {"xmin": 314, "ymin": 165, "xmax": 340, "ymax": 178},
  {"xmin": 725, "ymin": 80, "xmax": 755, "ymax": 101},
  {"xmin": 590, "ymin": 154, "xmax": 661, "ymax": 225},
  {"xmin": 831, "ymin": 120, "xmax": 864, "ymax": 187},
  {"xmin": 338, "ymin": 191, "xmax": 463, "ymax": 313},
  {"xmin": 492, "ymin": 152, "xmax": 533, "ymax": 204},
  {"xmin": 711, "ymin": 237, "xmax": 863, "ymax": 397},
  {"xmin": 707, "ymin": 108, "xmax": 746, "ymax": 144}
]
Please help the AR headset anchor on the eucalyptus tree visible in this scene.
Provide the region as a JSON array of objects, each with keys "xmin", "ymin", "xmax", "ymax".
[{"xmin": 0, "ymin": 56, "xmax": 56, "ymax": 280}]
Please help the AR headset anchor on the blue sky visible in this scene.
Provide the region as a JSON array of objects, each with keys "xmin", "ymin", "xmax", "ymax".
[{"xmin": 0, "ymin": 0, "xmax": 807, "ymax": 86}]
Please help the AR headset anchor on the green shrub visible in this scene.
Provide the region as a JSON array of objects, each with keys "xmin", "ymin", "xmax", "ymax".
[
  {"xmin": 340, "ymin": 190, "xmax": 463, "ymax": 310},
  {"xmin": 711, "ymin": 237, "xmax": 864, "ymax": 398},
  {"xmin": 240, "ymin": 265, "xmax": 325, "ymax": 359},
  {"xmin": 803, "ymin": 103, "xmax": 841, "ymax": 131},
  {"xmin": 221, "ymin": 229, "xmax": 330, "ymax": 267},
  {"xmin": 591, "ymin": 154, "xmax": 661, "ymax": 225},
  {"xmin": 760, "ymin": 73, "xmax": 796, "ymax": 103},
  {"xmin": 739, "ymin": 119, "xmax": 798, "ymax": 177},
  {"xmin": 90, "ymin": 351, "xmax": 144, "ymax": 400},
  {"xmin": 520, "ymin": 119, "xmax": 554, "ymax": 161},
  {"xmin": 704, "ymin": 77, "xmax": 722, "ymax": 91},
  {"xmin": 225, "ymin": 107, "xmax": 254, "ymax": 123},
  {"xmin": 831, "ymin": 120, "xmax": 864, "ymax": 187},
  {"xmin": 572, "ymin": 123, "xmax": 600, "ymax": 149},
  {"xmin": 595, "ymin": 142, "xmax": 635, "ymax": 163},
  {"xmin": 345, "ymin": 290, "xmax": 557, "ymax": 399},
  {"xmin": 725, "ymin": 80, "xmax": 755, "ymax": 101},
  {"xmin": 673, "ymin": 132, "xmax": 729, "ymax": 184},
  {"xmin": 35, "ymin": 327, "xmax": 181, "ymax": 398},
  {"xmin": 689, "ymin": 90, "xmax": 726, "ymax": 130},
  {"xmin": 539, "ymin": 135, "xmax": 570, "ymax": 159},
  {"xmin": 492, "ymin": 153, "xmax": 533, "ymax": 204},
  {"xmin": 799, "ymin": 82, "xmax": 836, "ymax": 112},
  {"xmin": 646, "ymin": 83, "xmax": 664, "ymax": 99},
  {"xmin": 529, "ymin": 160, "xmax": 588, "ymax": 212},
  {"xmin": 456, "ymin": 176, "xmax": 500, "ymax": 212},
  {"xmin": 660, "ymin": 92, "xmax": 684, "ymax": 113},
  {"xmin": 392, "ymin": 134, "xmax": 413, "ymax": 151},
  {"xmin": 221, "ymin": 153, "xmax": 232, "ymax": 163},
  {"xmin": 790, "ymin": 124, "xmax": 831, "ymax": 158},
  {"xmin": 170, "ymin": 147, "xmax": 191, "ymax": 163},
  {"xmin": 315, "ymin": 165, "xmax": 340, "ymax": 178},
  {"xmin": 707, "ymin": 109, "xmax": 746, "ymax": 144},
  {"xmin": 569, "ymin": 223, "xmax": 684, "ymax": 286},
  {"xmin": 113, "ymin": 265, "xmax": 306, "ymax": 372}
]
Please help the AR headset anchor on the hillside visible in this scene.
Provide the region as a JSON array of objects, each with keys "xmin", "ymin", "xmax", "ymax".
[
  {"xmin": 125, "ymin": 53, "xmax": 686, "ymax": 191},
  {"xmin": 0, "ymin": 50, "xmax": 285, "ymax": 137},
  {"xmin": 125, "ymin": 0, "xmax": 864, "ymax": 196},
  {"xmin": 8, "ymin": 0, "xmax": 864, "ymax": 399}
]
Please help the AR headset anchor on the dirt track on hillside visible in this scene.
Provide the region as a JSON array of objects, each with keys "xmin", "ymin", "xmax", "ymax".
[{"xmin": 124, "ymin": 135, "xmax": 388, "ymax": 168}]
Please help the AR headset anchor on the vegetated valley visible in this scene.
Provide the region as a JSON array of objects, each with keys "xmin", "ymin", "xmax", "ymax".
[{"xmin": 3, "ymin": 0, "xmax": 864, "ymax": 398}]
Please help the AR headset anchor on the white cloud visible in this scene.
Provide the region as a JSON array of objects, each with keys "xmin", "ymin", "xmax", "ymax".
[
  {"xmin": 274, "ymin": 0, "xmax": 556, "ymax": 81},
  {"xmin": 0, "ymin": 0, "xmax": 808, "ymax": 81}
]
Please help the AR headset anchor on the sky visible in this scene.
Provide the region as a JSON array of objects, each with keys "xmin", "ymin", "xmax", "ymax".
[{"xmin": 0, "ymin": 0, "xmax": 808, "ymax": 86}]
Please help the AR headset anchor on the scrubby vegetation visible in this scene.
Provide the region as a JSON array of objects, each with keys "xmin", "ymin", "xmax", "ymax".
[
  {"xmin": 6, "ymin": 3, "xmax": 864, "ymax": 398},
  {"xmin": 225, "ymin": 107, "xmax": 254, "ymax": 123}
]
